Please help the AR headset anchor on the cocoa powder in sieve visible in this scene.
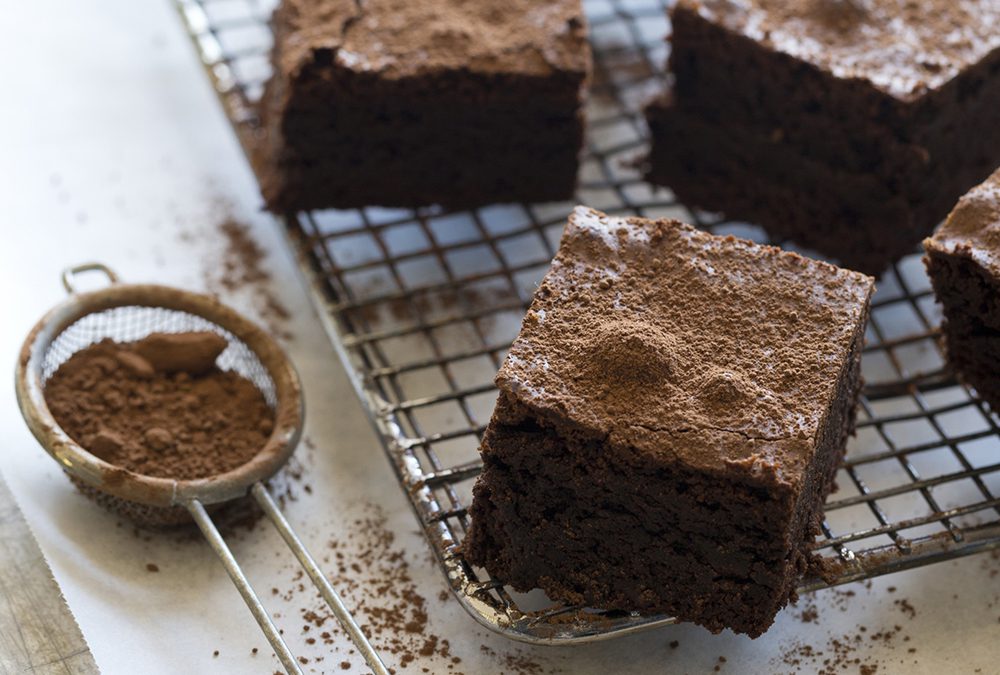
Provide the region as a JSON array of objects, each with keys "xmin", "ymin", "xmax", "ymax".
[{"xmin": 45, "ymin": 332, "xmax": 274, "ymax": 480}]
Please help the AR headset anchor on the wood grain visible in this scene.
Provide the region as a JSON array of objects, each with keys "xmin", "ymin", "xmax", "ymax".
[{"xmin": 0, "ymin": 474, "xmax": 98, "ymax": 675}]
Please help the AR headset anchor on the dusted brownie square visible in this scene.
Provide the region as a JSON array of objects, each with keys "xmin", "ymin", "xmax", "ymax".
[
  {"xmin": 256, "ymin": 0, "xmax": 590, "ymax": 212},
  {"xmin": 465, "ymin": 207, "xmax": 874, "ymax": 637},
  {"xmin": 924, "ymin": 168, "xmax": 1000, "ymax": 411},
  {"xmin": 645, "ymin": 0, "xmax": 1000, "ymax": 275}
]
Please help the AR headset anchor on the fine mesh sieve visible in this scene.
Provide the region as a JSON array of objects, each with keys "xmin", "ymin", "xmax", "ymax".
[{"xmin": 15, "ymin": 263, "xmax": 389, "ymax": 675}]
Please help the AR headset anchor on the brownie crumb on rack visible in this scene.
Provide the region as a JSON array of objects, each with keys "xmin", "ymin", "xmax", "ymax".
[{"xmin": 45, "ymin": 332, "xmax": 273, "ymax": 480}]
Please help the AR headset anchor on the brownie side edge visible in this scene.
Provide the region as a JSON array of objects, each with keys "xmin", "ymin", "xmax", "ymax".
[
  {"xmin": 642, "ymin": 98, "xmax": 919, "ymax": 275},
  {"xmin": 464, "ymin": 400, "xmax": 803, "ymax": 637},
  {"xmin": 924, "ymin": 247, "xmax": 1000, "ymax": 411}
]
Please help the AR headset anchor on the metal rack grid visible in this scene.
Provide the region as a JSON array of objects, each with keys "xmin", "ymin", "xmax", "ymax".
[{"xmin": 176, "ymin": 0, "xmax": 1000, "ymax": 643}]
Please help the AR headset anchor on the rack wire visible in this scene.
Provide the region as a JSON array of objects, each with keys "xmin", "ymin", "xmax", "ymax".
[{"xmin": 176, "ymin": 0, "xmax": 1000, "ymax": 643}]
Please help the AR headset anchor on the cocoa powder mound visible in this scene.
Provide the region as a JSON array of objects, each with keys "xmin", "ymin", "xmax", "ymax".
[{"xmin": 45, "ymin": 332, "xmax": 274, "ymax": 480}]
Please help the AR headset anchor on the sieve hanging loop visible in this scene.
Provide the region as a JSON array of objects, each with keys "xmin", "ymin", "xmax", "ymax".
[{"xmin": 61, "ymin": 262, "xmax": 120, "ymax": 294}]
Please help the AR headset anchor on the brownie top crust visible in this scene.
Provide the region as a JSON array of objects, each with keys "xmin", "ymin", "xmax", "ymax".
[
  {"xmin": 925, "ymin": 168, "xmax": 1000, "ymax": 273},
  {"xmin": 678, "ymin": 0, "xmax": 1000, "ymax": 101},
  {"xmin": 497, "ymin": 207, "xmax": 874, "ymax": 488},
  {"xmin": 272, "ymin": 0, "xmax": 589, "ymax": 80}
]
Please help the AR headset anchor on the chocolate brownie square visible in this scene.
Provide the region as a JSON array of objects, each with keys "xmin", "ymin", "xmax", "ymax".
[
  {"xmin": 256, "ymin": 0, "xmax": 590, "ymax": 212},
  {"xmin": 465, "ymin": 206, "xmax": 874, "ymax": 637},
  {"xmin": 924, "ymin": 168, "xmax": 1000, "ymax": 410},
  {"xmin": 645, "ymin": 96, "xmax": 919, "ymax": 275},
  {"xmin": 645, "ymin": 0, "xmax": 1000, "ymax": 275}
]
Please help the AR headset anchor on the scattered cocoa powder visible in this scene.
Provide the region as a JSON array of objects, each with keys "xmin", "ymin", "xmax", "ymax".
[
  {"xmin": 45, "ymin": 333, "xmax": 273, "ymax": 480},
  {"xmin": 215, "ymin": 218, "xmax": 293, "ymax": 340},
  {"xmin": 774, "ymin": 581, "xmax": 928, "ymax": 675},
  {"xmin": 179, "ymin": 211, "xmax": 293, "ymax": 339},
  {"xmin": 829, "ymin": 587, "xmax": 857, "ymax": 612},
  {"xmin": 218, "ymin": 219, "xmax": 267, "ymax": 292},
  {"xmin": 267, "ymin": 504, "xmax": 553, "ymax": 674},
  {"xmin": 286, "ymin": 506, "xmax": 456, "ymax": 671},
  {"xmin": 894, "ymin": 598, "xmax": 917, "ymax": 619},
  {"xmin": 782, "ymin": 632, "xmax": 881, "ymax": 675},
  {"xmin": 499, "ymin": 652, "xmax": 545, "ymax": 675},
  {"xmin": 779, "ymin": 610, "xmax": 914, "ymax": 673},
  {"xmin": 797, "ymin": 599, "xmax": 819, "ymax": 624}
]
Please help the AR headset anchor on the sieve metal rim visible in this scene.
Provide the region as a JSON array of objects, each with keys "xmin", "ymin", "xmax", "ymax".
[{"xmin": 15, "ymin": 281, "xmax": 304, "ymax": 509}]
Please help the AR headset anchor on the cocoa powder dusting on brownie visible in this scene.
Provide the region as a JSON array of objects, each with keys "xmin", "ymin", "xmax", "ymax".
[{"xmin": 45, "ymin": 332, "xmax": 273, "ymax": 480}]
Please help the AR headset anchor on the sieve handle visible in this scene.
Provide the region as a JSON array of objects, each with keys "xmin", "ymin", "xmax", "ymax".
[
  {"xmin": 61, "ymin": 262, "xmax": 120, "ymax": 294},
  {"xmin": 251, "ymin": 482, "xmax": 390, "ymax": 675},
  {"xmin": 185, "ymin": 499, "xmax": 304, "ymax": 675}
]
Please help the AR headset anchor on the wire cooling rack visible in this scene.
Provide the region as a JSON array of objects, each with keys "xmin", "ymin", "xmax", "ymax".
[{"xmin": 176, "ymin": 0, "xmax": 1000, "ymax": 643}]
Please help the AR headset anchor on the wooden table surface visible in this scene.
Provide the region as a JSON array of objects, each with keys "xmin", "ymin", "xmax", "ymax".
[{"xmin": 0, "ymin": 473, "xmax": 98, "ymax": 675}]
